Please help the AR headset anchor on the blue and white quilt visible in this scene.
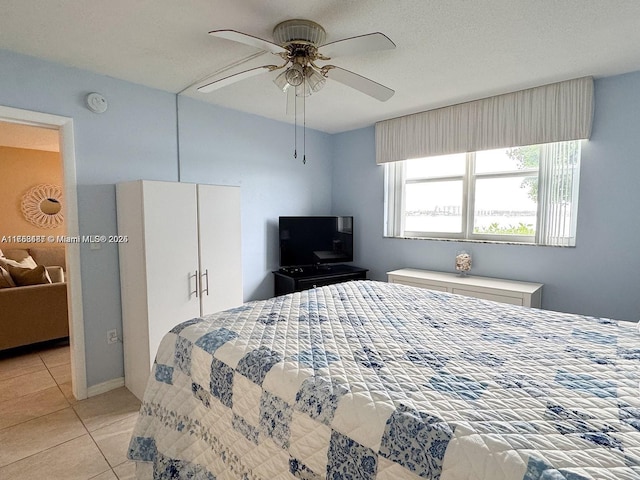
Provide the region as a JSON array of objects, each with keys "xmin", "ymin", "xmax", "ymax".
[{"xmin": 128, "ymin": 280, "xmax": 640, "ymax": 480}]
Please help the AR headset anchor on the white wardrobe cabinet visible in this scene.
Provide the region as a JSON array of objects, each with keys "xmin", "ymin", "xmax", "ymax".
[{"xmin": 116, "ymin": 180, "xmax": 242, "ymax": 399}]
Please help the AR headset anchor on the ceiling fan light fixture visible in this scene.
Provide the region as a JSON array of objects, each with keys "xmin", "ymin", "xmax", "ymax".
[
  {"xmin": 273, "ymin": 70, "xmax": 290, "ymax": 92},
  {"xmin": 306, "ymin": 68, "xmax": 326, "ymax": 93},
  {"xmin": 295, "ymin": 80, "xmax": 311, "ymax": 98},
  {"xmin": 284, "ymin": 64, "xmax": 305, "ymax": 87}
]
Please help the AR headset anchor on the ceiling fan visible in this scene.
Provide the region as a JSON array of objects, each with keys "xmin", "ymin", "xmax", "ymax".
[{"xmin": 197, "ymin": 19, "xmax": 396, "ymax": 102}]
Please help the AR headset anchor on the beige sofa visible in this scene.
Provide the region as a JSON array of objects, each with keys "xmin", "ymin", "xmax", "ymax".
[{"xmin": 0, "ymin": 247, "xmax": 69, "ymax": 350}]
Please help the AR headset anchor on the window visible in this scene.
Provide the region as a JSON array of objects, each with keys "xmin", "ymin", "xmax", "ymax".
[{"xmin": 384, "ymin": 140, "xmax": 581, "ymax": 246}]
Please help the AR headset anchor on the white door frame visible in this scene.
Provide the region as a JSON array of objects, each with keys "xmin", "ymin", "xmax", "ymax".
[{"xmin": 0, "ymin": 105, "xmax": 87, "ymax": 400}]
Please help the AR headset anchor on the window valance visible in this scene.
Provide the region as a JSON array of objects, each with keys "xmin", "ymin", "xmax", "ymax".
[{"xmin": 375, "ymin": 76, "xmax": 594, "ymax": 164}]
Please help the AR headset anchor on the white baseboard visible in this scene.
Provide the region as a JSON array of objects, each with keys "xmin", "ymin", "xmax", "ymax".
[{"xmin": 87, "ymin": 377, "xmax": 125, "ymax": 397}]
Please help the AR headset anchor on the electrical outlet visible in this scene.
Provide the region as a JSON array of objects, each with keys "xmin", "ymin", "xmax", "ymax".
[{"xmin": 107, "ymin": 329, "xmax": 118, "ymax": 344}]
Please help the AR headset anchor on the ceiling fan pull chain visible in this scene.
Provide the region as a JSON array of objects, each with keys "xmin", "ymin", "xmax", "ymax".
[
  {"xmin": 303, "ymin": 80, "xmax": 307, "ymax": 165},
  {"xmin": 294, "ymin": 90, "xmax": 298, "ymax": 159}
]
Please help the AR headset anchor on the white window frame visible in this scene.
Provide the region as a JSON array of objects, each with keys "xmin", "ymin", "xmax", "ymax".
[
  {"xmin": 384, "ymin": 141, "xmax": 581, "ymax": 246},
  {"xmin": 395, "ymin": 154, "xmax": 469, "ymax": 240}
]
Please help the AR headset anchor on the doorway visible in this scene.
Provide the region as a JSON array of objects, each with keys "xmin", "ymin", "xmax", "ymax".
[{"xmin": 0, "ymin": 105, "xmax": 86, "ymax": 400}]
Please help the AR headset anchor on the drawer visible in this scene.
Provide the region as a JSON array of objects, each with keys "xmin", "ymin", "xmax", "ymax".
[
  {"xmin": 298, "ymin": 273, "xmax": 365, "ymax": 291},
  {"xmin": 275, "ymin": 266, "xmax": 368, "ymax": 296},
  {"xmin": 298, "ymin": 277, "xmax": 341, "ymax": 290},
  {"xmin": 390, "ymin": 278, "xmax": 447, "ymax": 292},
  {"xmin": 452, "ymin": 288, "xmax": 523, "ymax": 306}
]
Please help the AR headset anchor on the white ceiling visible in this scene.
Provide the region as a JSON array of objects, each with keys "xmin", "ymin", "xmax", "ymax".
[{"xmin": 2, "ymin": 0, "xmax": 640, "ymax": 133}]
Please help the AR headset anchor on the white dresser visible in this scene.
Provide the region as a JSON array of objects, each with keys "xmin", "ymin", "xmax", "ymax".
[{"xmin": 387, "ymin": 268, "xmax": 543, "ymax": 308}]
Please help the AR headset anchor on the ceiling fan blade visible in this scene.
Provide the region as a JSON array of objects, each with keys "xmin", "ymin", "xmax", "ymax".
[
  {"xmin": 197, "ymin": 65, "xmax": 275, "ymax": 93},
  {"xmin": 319, "ymin": 32, "xmax": 395, "ymax": 58},
  {"xmin": 209, "ymin": 30, "xmax": 286, "ymax": 55},
  {"xmin": 324, "ymin": 66, "xmax": 394, "ymax": 101}
]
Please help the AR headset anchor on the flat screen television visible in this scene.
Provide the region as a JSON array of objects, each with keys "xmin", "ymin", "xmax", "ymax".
[{"xmin": 279, "ymin": 216, "xmax": 353, "ymax": 268}]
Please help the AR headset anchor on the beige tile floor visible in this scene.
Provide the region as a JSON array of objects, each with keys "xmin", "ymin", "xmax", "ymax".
[{"xmin": 0, "ymin": 342, "xmax": 141, "ymax": 480}]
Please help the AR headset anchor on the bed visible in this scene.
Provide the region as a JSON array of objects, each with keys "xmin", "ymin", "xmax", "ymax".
[{"xmin": 128, "ymin": 280, "xmax": 640, "ymax": 480}]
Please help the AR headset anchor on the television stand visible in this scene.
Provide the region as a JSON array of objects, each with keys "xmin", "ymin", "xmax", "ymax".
[{"xmin": 273, "ymin": 264, "xmax": 368, "ymax": 296}]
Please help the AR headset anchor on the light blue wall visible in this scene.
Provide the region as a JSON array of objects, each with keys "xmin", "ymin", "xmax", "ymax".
[
  {"xmin": 175, "ymin": 96, "xmax": 333, "ymax": 299},
  {"xmin": 0, "ymin": 49, "xmax": 333, "ymax": 387},
  {"xmin": 2, "ymin": 46, "xmax": 639, "ymax": 391},
  {"xmin": 332, "ymin": 71, "xmax": 640, "ymax": 322}
]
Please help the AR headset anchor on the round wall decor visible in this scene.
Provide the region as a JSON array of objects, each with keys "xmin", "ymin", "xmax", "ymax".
[{"xmin": 21, "ymin": 184, "xmax": 64, "ymax": 229}]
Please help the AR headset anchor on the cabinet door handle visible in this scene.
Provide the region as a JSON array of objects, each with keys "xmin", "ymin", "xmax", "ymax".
[
  {"xmin": 189, "ymin": 270, "xmax": 199, "ymax": 298},
  {"xmin": 201, "ymin": 269, "xmax": 209, "ymax": 296}
]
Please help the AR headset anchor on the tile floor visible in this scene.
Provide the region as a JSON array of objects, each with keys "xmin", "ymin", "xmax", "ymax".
[{"xmin": 0, "ymin": 341, "xmax": 141, "ymax": 479}]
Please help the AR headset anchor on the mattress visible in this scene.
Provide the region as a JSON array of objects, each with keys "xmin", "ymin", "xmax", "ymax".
[{"xmin": 128, "ymin": 280, "xmax": 640, "ymax": 480}]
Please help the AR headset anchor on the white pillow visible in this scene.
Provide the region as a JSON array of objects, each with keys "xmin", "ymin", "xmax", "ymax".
[{"xmin": 0, "ymin": 255, "xmax": 38, "ymax": 270}]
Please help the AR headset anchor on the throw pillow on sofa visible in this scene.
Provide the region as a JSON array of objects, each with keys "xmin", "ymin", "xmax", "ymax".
[
  {"xmin": 6, "ymin": 264, "xmax": 52, "ymax": 286},
  {"xmin": 0, "ymin": 266, "xmax": 16, "ymax": 288},
  {"xmin": 0, "ymin": 255, "xmax": 38, "ymax": 270}
]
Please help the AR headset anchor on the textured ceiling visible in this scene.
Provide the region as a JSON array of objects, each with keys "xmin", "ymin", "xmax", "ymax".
[{"xmin": 2, "ymin": 0, "xmax": 640, "ymax": 133}]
